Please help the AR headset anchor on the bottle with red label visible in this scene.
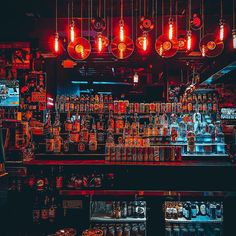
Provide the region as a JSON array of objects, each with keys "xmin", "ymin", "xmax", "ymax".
[{"xmin": 56, "ymin": 166, "xmax": 64, "ymax": 190}]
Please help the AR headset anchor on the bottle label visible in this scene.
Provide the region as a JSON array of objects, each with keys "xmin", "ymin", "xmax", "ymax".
[
  {"xmin": 54, "ymin": 139, "xmax": 61, "ymax": 153},
  {"xmin": 56, "ymin": 176, "xmax": 63, "ymax": 188},
  {"xmin": 49, "ymin": 207, "xmax": 56, "ymax": 220},
  {"xmin": 46, "ymin": 139, "xmax": 54, "ymax": 152},
  {"xmin": 33, "ymin": 209, "xmax": 40, "ymax": 222},
  {"xmin": 41, "ymin": 209, "xmax": 49, "ymax": 220},
  {"xmin": 65, "ymin": 123, "xmax": 72, "ymax": 131},
  {"xmin": 200, "ymin": 204, "xmax": 206, "ymax": 215},
  {"xmin": 78, "ymin": 142, "xmax": 86, "ymax": 152},
  {"xmin": 36, "ymin": 179, "xmax": 45, "ymax": 191}
]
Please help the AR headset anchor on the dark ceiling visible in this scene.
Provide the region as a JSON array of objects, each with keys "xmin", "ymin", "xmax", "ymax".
[{"xmin": 0, "ymin": 0, "xmax": 235, "ymax": 90}]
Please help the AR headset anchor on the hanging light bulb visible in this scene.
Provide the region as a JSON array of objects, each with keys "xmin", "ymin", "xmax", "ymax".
[
  {"xmin": 168, "ymin": 18, "xmax": 173, "ymax": 40},
  {"xmin": 159, "ymin": 44, "xmax": 163, "ymax": 56},
  {"xmin": 98, "ymin": 35, "xmax": 103, "ymax": 52},
  {"xmin": 70, "ymin": 21, "xmax": 75, "ymax": 42},
  {"xmin": 133, "ymin": 72, "xmax": 139, "ymax": 84},
  {"xmin": 201, "ymin": 45, "xmax": 206, "ymax": 57},
  {"xmin": 54, "ymin": 33, "xmax": 59, "ymax": 53},
  {"xmin": 119, "ymin": 20, "xmax": 125, "ymax": 42},
  {"xmin": 233, "ymin": 29, "xmax": 236, "ymax": 49},
  {"xmin": 219, "ymin": 19, "xmax": 224, "ymax": 41},
  {"xmin": 187, "ymin": 30, "xmax": 192, "ymax": 50},
  {"xmin": 143, "ymin": 34, "xmax": 147, "ymax": 51}
]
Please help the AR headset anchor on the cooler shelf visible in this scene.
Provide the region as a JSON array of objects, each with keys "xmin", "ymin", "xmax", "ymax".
[{"xmin": 90, "ymin": 216, "xmax": 146, "ymax": 223}]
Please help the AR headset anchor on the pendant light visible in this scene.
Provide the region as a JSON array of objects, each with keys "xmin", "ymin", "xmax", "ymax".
[
  {"xmin": 70, "ymin": 0, "xmax": 75, "ymax": 42},
  {"xmin": 187, "ymin": 0, "xmax": 192, "ymax": 50},
  {"xmin": 232, "ymin": 0, "xmax": 236, "ymax": 48},
  {"xmin": 219, "ymin": 0, "xmax": 224, "ymax": 41},
  {"xmin": 200, "ymin": 0, "xmax": 205, "ymax": 57},
  {"xmin": 168, "ymin": 0, "xmax": 174, "ymax": 40},
  {"xmin": 54, "ymin": 0, "xmax": 59, "ymax": 53}
]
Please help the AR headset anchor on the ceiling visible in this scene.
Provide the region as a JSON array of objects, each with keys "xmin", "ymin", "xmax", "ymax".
[{"xmin": 0, "ymin": 0, "xmax": 235, "ymax": 90}]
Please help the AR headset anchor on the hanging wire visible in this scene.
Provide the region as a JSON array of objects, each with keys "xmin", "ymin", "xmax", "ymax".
[
  {"xmin": 121, "ymin": 0, "xmax": 124, "ymax": 20},
  {"xmin": 81, "ymin": 0, "xmax": 83, "ymax": 37},
  {"xmin": 144, "ymin": 0, "xmax": 147, "ymax": 16},
  {"xmin": 170, "ymin": 0, "xmax": 172, "ymax": 18},
  {"xmin": 136, "ymin": 0, "xmax": 138, "ymax": 39},
  {"xmin": 99, "ymin": 0, "xmax": 101, "ymax": 17},
  {"xmin": 188, "ymin": 0, "xmax": 191, "ymax": 30},
  {"xmin": 111, "ymin": 0, "xmax": 113, "ymax": 40},
  {"xmin": 220, "ymin": 0, "xmax": 223, "ymax": 19},
  {"xmin": 139, "ymin": 0, "xmax": 142, "ymax": 18},
  {"xmin": 175, "ymin": 0, "xmax": 178, "ymax": 38},
  {"xmin": 72, "ymin": 0, "xmax": 74, "ymax": 22},
  {"xmin": 202, "ymin": 0, "xmax": 204, "ymax": 36},
  {"xmin": 55, "ymin": 0, "xmax": 58, "ymax": 33},
  {"xmin": 233, "ymin": 0, "xmax": 235, "ymax": 29},
  {"xmin": 155, "ymin": 0, "xmax": 157, "ymax": 38},
  {"xmin": 132, "ymin": 0, "xmax": 134, "ymax": 39},
  {"xmin": 152, "ymin": 0, "xmax": 154, "ymax": 18},
  {"xmin": 88, "ymin": 0, "xmax": 90, "ymax": 41},
  {"xmin": 162, "ymin": 0, "xmax": 164, "ymax": 34},
  {"xmin": 106, "ymin": 0, "xmax": 109, "ymax": 39},
  {"xmin": 68, "ymin": 1, "xmax": 70, "ymax": 41},
  {"xmin": 104, "ymin": 0, "xmax": 106, "ymax": 19}
]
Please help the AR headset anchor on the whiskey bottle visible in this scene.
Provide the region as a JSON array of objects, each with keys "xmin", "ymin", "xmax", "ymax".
[
  {"xmin": 53, "ymin": 112, "xmax": 61, "ymax": 137},
  {"xmin": 70, "ymin": 95, "xmax": 75, "ymax": 111},
  {"xmin": 65, "ymin": 95, "xmax": 70, "ymax": 112},
  {"xmin": 45, "ymin": 112, "xmax": 54, "ymax": 153},
  {"xmin": 97, "ymin": 115, "xmax": 105, "ymax": 143},
  {"xmin": 89, "ymin": 118, "xmax": 97, "ymax": 151},
  {"xmin": 80, "ymin": 117, "xmax": 89, "ymax": 143},
  {"xmin": 65, "ymin": 111, "xmax": 73, "ymax": 132},
  {"xmin": 108, "ymin": 94, "xmax": 114, "ymax": 112},
  {"xmin": 89, "ymin": 95, "xmax": 95, "ymax": 112},
  {"xmin": 79, "ymin": 95, "xmax": 85, "ymax": 113},
  {"xmin": 59, "ymin": 95, "xmax": 65, "ymax": 113},
  {"xmin": 73, "ymin": 111, "xmax": 81, "ymax": 133},
  {"xmin": 75, "ymin": 95, "xmax": 80, "ymax": 112}
]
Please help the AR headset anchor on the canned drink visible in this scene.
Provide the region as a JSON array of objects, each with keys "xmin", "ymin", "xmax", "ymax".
[
  {"xmin": 161, "ymin": 103, "xmax": 166, "ymax": 113},
  {"xmin": 149, "ymin": 103, "xmax": 156, "ymax": 113},
  {"xmin": 140, "ymin": 103, "xmax": 145, "ymax": 113},
  {"xmin": 134, "ymin": 103, "xmax": 140, "ymax": 113},
  {"xmin": 166, "ymin": 103, "xmax": 172, "ymax": 113},
  {"xmin": 156, "ymin": 103, "xmax": 161, "ymax": 113}
]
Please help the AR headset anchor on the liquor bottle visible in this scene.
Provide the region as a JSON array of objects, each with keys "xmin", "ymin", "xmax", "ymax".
[
  {"xmin": 121, "ymin": 201, "xmax": 127, "ymax": 218},
  {"xmin": 73, "ymin": 111, "xmax": 81, "ymax": 133},
  {"xmin": 107, "ymin": 111, "xmax": 115, "ymax": 132},
  {"xmin": 104, "ymin": 95, "xmax": 109, "ymax": 113},
  {"xmin": 59, "ymin": 95, "xmax": 65, "ymax": 113},
  {"xmin": 192, "ymin": 94, "xmax": 197, "ymax": 112},
  {"xmin": 85, "ymin": 95, "xmax": 90, "ymax": 113},
  {"xmin": 182, "ymin": 97, "xmax": 188, "ymax": 113},
  {"xmin": 70, "ymin": 95, "xmax": 75, "ymax": 111},
  {"xmin": 184, "ymin": 202, "xmax": 192, "ymax": 220},
  {"xmin": 63, "ymin": 134, "xmax": 70, "ymax": 153},
  {"xmin": 32, "ymin": 194, "xmax": 41, "ymax": 224},
  {"xmin": 197, "ymin": 94, "xmax": 203, "ymax": 113},
  {"xmin": 48, "ymin": 196, "xmax": 57, "ymax": 223},
  {"xmin": 187, "ymin": 95, "xmax": 193, "ymax": 113},
  {"xmin": 53, "ymin": 112, "xmax": 61, "ymax": 137},
  {"xmin": 45, "ymin": 112, "xmax": 54, "ymax": 153},
  {"xmin": 170, "ymin": 114, "xmax": 178, "ymax": 142},
  {"xmin": 191, "ymin": 203, "xmax": 197, "ymax": 218},
  {"xmin": 94, "ymin": 94, "xmax": 100, "ymax": 113},
  {"xmin": 202, "ymin": 93, "xmax": 207, "ymax": 113},
  {"xmin": 70, "ymin": 118, "xmax": 79, "ymax": 143},
  {"xmin": 89, "ymin": 118, "xmax": 97, "ymax": 151},
  {"xmin": 54, "ymin": 136, "xmax": 62, "ymax": 154},
  {"xmin": 75, "ymin": 95, "xmax": 80, "ymax": 111},
  {"xmin": 99, "ymin": 94, "xmax": 104, "ymax": 113},
  {"xmin": 56, "ymin": 166, "xmax": 63, "ymax": 190},
  {"xmin": 55, "ymin": 95, "xmax": 60, "ymax": 112},
  {"xmin": 65, "ymin": 111, "xmax": 73, "ymax": 132},
  {"xmin": 65, "ymin": 95, "xmax": 70, "ymax": 112},
  {"xmin": 108, "ymin": 94, "xmax": 114, "ymax": 112},
  {"xmin": 89, "ymin": 95, "xmax": 95, "ymax": 112},
  {"xmin": 41, "ymin": 195, "xmax": 49, "ymax": 223},
  {"xmin": 105, "ymin": 131, "xmax": 115, "ymax": 161},
  {"xmin": 212, "ymin": 93, "xmax": 218, "ymax": 113},
  {"xmin": 207, "ymin": 93, "xmax": 213, "ymax": 112},
  {"xmin": 115, "ymin": 137, "xmax": 123, "ymax": 161},
  {"xmin": 80, "ymin": 117, "xmax": 89, "ymax": 143},
  {"xmin": 115, "ymin": 202, "xmax": 121, "ymax": 219},
  {"xmin": 97, "ymin": 115, "xmax": 105, "ymax": 143},
  {"xmin": 199, "ymin": 202, "xmax": 206, "ymax": 216},
  {"xmin": 79, "ymin": 95, "xmax": 85, "ymax": 113}
]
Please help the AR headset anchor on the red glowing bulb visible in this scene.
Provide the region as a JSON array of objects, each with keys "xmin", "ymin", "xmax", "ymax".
[
  {"xmin": 143, "ymin": 35, "xmax": 147, "ymax": 51},
  {"xmin": 201, "ymin": 45, "xmax": 206, "ymax": 57},
  {"xmin": 54, "ymin": 33, "xmax": 59, "ymax": 53},
  {"xmin": 98, "ymin": 35, "xmax": 103, "ymax": 52},
  {"xmin": 168, "ymin": 18, "xmax": 173, "ymax": 40},
  {"xmin": 70, "ymin": 23, "xmax": 75, "ymax": 42},
  {"xmin": 187, "ymin": 31, "xmax": 192, "ymax": 50},
  {"xmin": 120, "ymin": 25, "xmax": 124, "ymax": 42},
  {"xmin": 233, "ymin": 29, "xmax": 236, "ymax": 49},
  {"xmin": 219, "ymin": 22, "xmax": 224, "ymax": 41}
]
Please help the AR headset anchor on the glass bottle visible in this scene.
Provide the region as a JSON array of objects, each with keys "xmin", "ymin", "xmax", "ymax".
[
  {"xmin": 64, "ymin": 111, "xmax": 73, "ymax": 132},
  {"xmin": 65, "ymin": 95, "xmax": 70, "ymax": 112},
  {"xmin": 89, "ymin": 118, "xmax": 97, "ymax": 151}
]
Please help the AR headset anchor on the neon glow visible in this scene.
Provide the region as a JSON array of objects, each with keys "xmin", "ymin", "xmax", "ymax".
[
  {"xmin": 133, "ymin": 72, "xmax": 139, "ymax": 83},
  {"xmin": 119, "ymin": 25, "xmax": 124, "ymax": 42},
  {"xmin": 187, "ymin": 31, "xmax": 192, "ymax": 51},
  {"xmin": 98, "ymin": 36, "xmax": 103, "ymax": 52},
  {"xmin": 220, "ymin": 23, "xmax": 224, "ymax": 41},
  {"xmin": 233, "ymin": 30, "xmax": 236, "ymax": 49},
  {"xmin": 168, "ymin": 19, "xmax": 173, "ymax": 40},
  {"xmin": 70, "ymin": 24, "xmax": 75, "ymax": 42},
  {"xmin": 202, "ymin": 45, "xmax": 206, "ymax": 57},
  {"xmin": 159, "ymin": 44, "xmax": 163, "ymax": 56},
  {"xmin": 54, "ymin": 34, "xmax": 59, "ymax": 52},
  {"xmin": 143, "ymin": 35, "xmax": 147, "ymax": 51}
]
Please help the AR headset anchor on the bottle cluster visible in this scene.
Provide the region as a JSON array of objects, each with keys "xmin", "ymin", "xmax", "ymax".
[
  {"xmin": 165, "ymin": 224, "xmax": 223, "ymax": 236},
  {"xmin": 165, "ymin": 201, "xmax": 223, "ymax": 221},
  {"xmin": 55, "ymin": 92, "xmax": 219, "ymax": 115},
  {"xmin": 91, "ymin": 201, "xmax": 146, "ymax": 220},
  {"xmin": 92, "ymin": 223, "xmax": 146, "ymax": 236}
]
